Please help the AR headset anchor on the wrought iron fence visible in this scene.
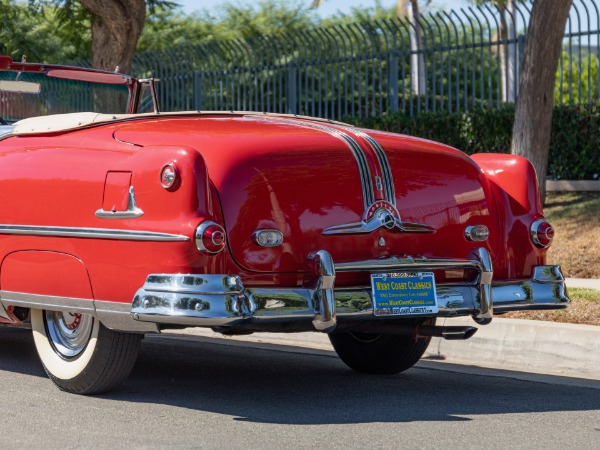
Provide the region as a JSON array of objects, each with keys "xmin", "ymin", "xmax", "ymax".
[
  {"xmin": 105, "ymin": 0, "xmax": 600, "ymax": 120},
  {"xmin": 124, "ymin": 0, "xmax": 600, "ymax": 119}
]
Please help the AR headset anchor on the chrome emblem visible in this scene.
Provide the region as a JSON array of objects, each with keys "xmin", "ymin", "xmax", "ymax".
[{"xmin": 323, "ymin": 201, "xmax": 435, "ymax": 235}]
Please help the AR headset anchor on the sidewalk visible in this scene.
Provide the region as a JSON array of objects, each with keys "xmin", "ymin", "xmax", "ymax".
[
  {"xmin": 167, "ymin": 278, "xmax": 600, "ymax": 381},
  {"xmin": 566, "ymin": 277, "xmax": 600, "ymax": 290}
]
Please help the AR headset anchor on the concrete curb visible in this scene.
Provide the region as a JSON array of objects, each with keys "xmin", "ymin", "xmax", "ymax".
[
  {"xmin": 546, "ymin": 180, "xmax": 600, "ymax": 192},
  {"xmin": 424, "ymin": 317, "xmax": 600, "ymax": 380},
  {"xmin": 566, "ymin": 278, "xmax": 600, "ymax": 290}
]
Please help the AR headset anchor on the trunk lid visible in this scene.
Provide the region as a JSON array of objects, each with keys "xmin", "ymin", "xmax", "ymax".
[{"xmin": 113, "ymin": 114, "xmax": 499, "ymax": 275}]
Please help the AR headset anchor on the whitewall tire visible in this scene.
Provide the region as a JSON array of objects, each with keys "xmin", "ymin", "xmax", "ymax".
[{"xmin": 31, "ymin": 309, "xmax": 142, "ymax": 394}]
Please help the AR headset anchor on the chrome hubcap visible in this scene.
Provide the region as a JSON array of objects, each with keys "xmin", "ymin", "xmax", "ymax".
[{"xmin": 45, "ymin": 311, "xmax": 93, "ymax": 359}]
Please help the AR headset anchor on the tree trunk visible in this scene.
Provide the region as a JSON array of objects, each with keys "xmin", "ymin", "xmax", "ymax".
[
  {"xmin": 80, "ymin": 0, "xmax": 146, "ymax": 74},
  {"xmin": 498, "ymin": 0, "xmax": 516, "ymax": 103},
  {"xmin": 511, "ymin": 0, "xmax": 572, "ymax": 202},
  {"xmin": 397, "ymin": 0, "xmax": 427, "ymax": 96}
]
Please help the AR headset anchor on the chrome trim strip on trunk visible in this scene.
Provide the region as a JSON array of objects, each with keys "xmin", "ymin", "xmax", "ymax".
[
  {"xmin": 344, "ymin": 128, "xmax": 396, "ymax": 205},
  {"xmin": 333, "ymin": 255, "xmax": 481, "ymax": 272},
  {"xmin": 248, "ymin": 115, "xmax": 375, "ymax": 210},
  {"xmin": 0, "ymin": 224, "xmax": 190, "ymax": 242}
]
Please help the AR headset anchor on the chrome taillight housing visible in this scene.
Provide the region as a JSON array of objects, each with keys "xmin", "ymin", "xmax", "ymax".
[
  {"xmin": 252, "ymin": 229, "xmax": 283, "ymax": 247},
  {"xmin": 464, "ymin": 225, "xmax": 489, "ymax": 242},
  {"xmin": 531, "ymin": 218, "xmax": 554, "ymax": 248},
  {"xmin": 196, "ymin": 221, "xmax": 226, "ymax": 254},
  {"xmin": 160, "ymin": 163, "xmax": 179, "ymax": 190}
]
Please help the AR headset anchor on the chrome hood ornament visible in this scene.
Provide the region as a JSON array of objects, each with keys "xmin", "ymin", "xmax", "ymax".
[{"xmin": 323, "ymin": 201, "xmax": 435, "ymax": 235}]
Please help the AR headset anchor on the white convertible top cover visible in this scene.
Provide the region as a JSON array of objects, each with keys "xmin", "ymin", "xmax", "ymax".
[
  {"xmin": 11, "ymin": 111, "xmax": 350, "ymax": 135},
  {"xmin": 12, "ymin": 112, "xmax": 138, "ymax": 135}
]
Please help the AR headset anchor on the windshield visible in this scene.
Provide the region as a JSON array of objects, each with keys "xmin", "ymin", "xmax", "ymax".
[{"xmin": 0, "ymin": 71, "xmax": 130, "ymax": 124}]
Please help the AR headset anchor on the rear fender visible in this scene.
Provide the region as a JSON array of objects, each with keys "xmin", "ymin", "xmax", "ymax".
[
  {"xmin": 471, "ymin": 153, "xmax": 546, "ymax": 279},
  {"xmin": 0, "ymin": 251, "xmax": 95, "ymax": 321}
]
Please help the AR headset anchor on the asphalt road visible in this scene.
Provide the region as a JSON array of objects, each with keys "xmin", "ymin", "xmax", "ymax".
[{"xmin": 1, "ymin": 326, "xmax": 599, "ymax": 449}]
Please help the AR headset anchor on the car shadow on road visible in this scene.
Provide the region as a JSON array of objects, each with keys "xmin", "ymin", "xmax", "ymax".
[
  {"xmin": 116, "ymin": 334, "xmax": 600, "ymax": 424},
  {"xmin": 0, "ymin": 326, "xmax": 46, "ymax": 377},
  {"xmin": 1, "ymin": 327, "xmax": 599, "ymax": 425}
]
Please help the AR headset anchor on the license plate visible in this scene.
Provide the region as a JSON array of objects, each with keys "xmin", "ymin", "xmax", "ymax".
[{"xmin": 371, "ymin": 272, "xmax": 438, "ymax": 316}]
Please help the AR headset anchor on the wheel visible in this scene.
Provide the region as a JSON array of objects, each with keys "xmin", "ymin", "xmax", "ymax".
[
  {"xmin": 31, "ymin": 309, "xmax": 142, "ymax": 394},
  {"xmin": 328, "ymin": 321, "xmax": 433, "ymax": 375}
]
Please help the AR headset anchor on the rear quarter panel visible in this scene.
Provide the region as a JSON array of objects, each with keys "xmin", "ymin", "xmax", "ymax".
[{"xmin": 0, "ymin": 126, "xmax": 216, "ymax": 304}]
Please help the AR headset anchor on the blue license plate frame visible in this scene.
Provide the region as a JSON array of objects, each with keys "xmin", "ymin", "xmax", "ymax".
[{"xmin": 371, "ymin": 272, "xmax": 438, "ymax": 317}]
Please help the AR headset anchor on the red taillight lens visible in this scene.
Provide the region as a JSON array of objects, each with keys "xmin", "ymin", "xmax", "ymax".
[
  {"xmin": 195, "ymin": 221, "xmax": 226, "ymax": 254},
  {"xmin": 531, "ymin": 218, "xmax": 554, "ymax": 248}
]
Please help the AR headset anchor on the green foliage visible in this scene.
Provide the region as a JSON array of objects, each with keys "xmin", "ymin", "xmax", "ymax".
[
  {"xmin": 549, "ymin": 104, "xmax": 600, "ymax": 180},
  {"xmin": 137, "ymin": 7, "xmax": 220, "ymax": 51},
  {"xmin": 569, "ymin": 288, "xmax": 600, "ymax": 303},
  {"xmin": 1, "ymin": 0, "xmax": 180, "ymax": 62},
  {"xmin": 352, "ymin": 106, "xmax": 514, "ymax": 153},
  {"xmin": 320, "ymin": 0, "xmax": 395, "ymax": 25},
  {"xmin": 351, "ymin": 103, "xmax": 600, "ymax": 180},
  {"xmin": 214, "ymin": 0, "xmax": 319, "ymax": 39},
  {"xmin": 0, "ymin": 1, "xmax": 90, "ymax": 62},
  {"xmin": 555, "ymin": 50, "xmax": 599, "ymax": 104}
]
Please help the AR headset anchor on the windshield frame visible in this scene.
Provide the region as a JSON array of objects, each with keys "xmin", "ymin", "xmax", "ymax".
[{"xmin": 0, "ymin": 55, "xmax": 156, "ymax": 117}]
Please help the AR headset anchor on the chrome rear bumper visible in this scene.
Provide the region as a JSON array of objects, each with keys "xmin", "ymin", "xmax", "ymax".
[{"xmin": 131, "ymin": 248, "xmax": 569, "ymax": 333}]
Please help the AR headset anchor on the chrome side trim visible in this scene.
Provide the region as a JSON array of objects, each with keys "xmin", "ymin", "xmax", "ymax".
[
  {"xmin": 95, "ymin": 186, "xmax": 144, "ymax": 219},
  {"xmin": 95, "ymin": 300, "xmax": 159, "ymax": 333},
  {"xmin": 0, "ymin": 291, "xmax": 157, "ymax": 333},
  {"xmin": 249, "ymin": 115, "xmax": 374, "ymax": 210},
  {"xmin": 1, "ymin": 291, "xmax": 96, "ymax": 314},
  {"xmin": 0, "ymin": 224, "xmax": 190, "ymax": 242}
]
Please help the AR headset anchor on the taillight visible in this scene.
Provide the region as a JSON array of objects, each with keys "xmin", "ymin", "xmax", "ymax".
[
  {"xmin": 195, "ymin": 221, "xmax": 226, "ymax": 254},
  {"xmin": 531, "ymin": 218, "xmax": 554, "ymax": 248}
]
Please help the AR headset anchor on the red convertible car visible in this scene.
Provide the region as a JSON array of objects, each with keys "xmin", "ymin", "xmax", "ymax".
[{"xmin": 0, "ymin": 56, "xmax": 568, "ymax": 394}]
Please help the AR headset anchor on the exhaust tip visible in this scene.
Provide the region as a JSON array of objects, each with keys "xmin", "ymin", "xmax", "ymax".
[{"xmin": 441, "ymin": 326, "xmax": 478, "ymax": 340}]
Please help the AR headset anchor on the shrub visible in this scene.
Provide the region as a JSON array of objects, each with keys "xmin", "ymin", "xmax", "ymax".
[{"xmin": 351, "ymin": 103, "xmax": 600, "ymax": 180}]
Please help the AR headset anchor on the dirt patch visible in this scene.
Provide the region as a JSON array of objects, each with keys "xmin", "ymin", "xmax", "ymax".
[
  {"xmin": 503, "ymin": 288, "xmax": 600, "ymax": 326},
  {"xmin": 545, "ymin": 192, "xmax": 600, "ymax": 278}
]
